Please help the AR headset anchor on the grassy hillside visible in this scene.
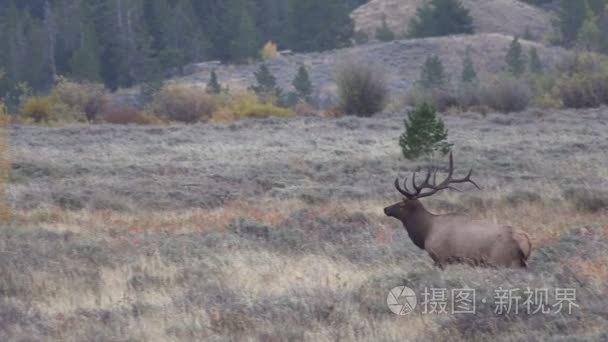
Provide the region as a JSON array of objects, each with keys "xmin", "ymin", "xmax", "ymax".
[
  {"xmin": 352, "ymin": 0, "xmax": 556, "ymax": 41},
  {"xmin": 3, "ymin": 108, "xmax": 608, "ymax": 340},
  {"xmin": 167, "ymin": 33, "xmax": 566, "ymax": 107}
]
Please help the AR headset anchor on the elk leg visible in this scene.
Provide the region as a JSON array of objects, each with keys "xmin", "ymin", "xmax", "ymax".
[{"xmin": 428, "ymin": 250, "xmax": 445, "ymax": 270}]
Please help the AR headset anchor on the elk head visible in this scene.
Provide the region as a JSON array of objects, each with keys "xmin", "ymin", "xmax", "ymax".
[{"xmin": 384, "ymin": 152, "xmax": 480, "ymax": 220}]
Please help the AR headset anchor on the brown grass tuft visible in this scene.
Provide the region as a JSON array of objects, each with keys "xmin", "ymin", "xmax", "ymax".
[
  {"xmin": 101, "ymin": 107, "xmax": 163, "ymax": 125},
  {"xmin": 0, "ymin": 101, "xmax": 10, "ymax": 222}
]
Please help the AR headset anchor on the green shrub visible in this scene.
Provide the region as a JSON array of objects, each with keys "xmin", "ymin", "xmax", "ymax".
[
  {"xmin": 399, "ymin": 103, "xmax": 452, "ymax": 160},
  {"xmin": 150, "ymin": 84, "xmax": 218, "ymax": 123},
  {"xmin": 335, "ymin": 61, "xmax": 388, "ymax": 117}
]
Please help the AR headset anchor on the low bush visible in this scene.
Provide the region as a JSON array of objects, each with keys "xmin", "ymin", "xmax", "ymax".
[
  {"xmin": 20, "ymin": 95, "xmax": 86, "ymax": 124},
  {"xmin": 101, "ymin": 107, "xmax": 162, "ymax": 125},
  {"xmin": 20, "ymin": 96, "xmax": 55, "ymax": 123},
  {"xmin": 556, "ymin": 74, "xmax": 608, "ymax": 108},
  {"xmin": 0, "ymin": 102, "xmax": 8, "ymax": 125},
  {"xmin": 481, "ymin": 77, "xmax": 531, "ymax": 113},
  {"xmin": 293, "ymin": 102, "xmax": 320, "ymax": 116},
  {"xmin": 19, "ymin": 78, "xmax": 110, "ymax": 124},
  {"xmin": 261, "ymin": 41, "xmax": 279, "ymax": 60},
  {"xmin": 150, "ymin": 84, "xmax": 217, "ymax": 123},
  {"xmin": 51, "ymin": 77, "xmax": 109, "ymax": 122},
  {"xmin": 335, "ymin": 61, "xmax": 388, "ymax": 117},
  {"xmin": 403, "ymin": 76, "xmax": 531, "ymax": 114},
  {"xmin": 403, "ymin": 88, "xmax": 460, "ymax": 112},
  {"xmin": 353, "ymin": 30, "xmax": 369, "ymax": 45},
  {"xmin": 563, "ymin": 188, "xmax": 608, "ymax": 213},
  {"xmin": 533, "ymin": 52, "xmax": 608, "ymax": 109},
  {"xmin": 210, "ymin": 93, "xmax": 292, "ymax": 123}
]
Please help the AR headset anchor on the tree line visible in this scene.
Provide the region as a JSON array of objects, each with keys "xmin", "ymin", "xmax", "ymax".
[{"xmin": 0, "ymin": 0, "xmax": 363, "ymax": 99}]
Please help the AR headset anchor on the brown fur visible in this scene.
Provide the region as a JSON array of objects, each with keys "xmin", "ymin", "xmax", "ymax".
[{"xmin": 384, "ymin": 199, "xmax": 531, "ymax": 269}]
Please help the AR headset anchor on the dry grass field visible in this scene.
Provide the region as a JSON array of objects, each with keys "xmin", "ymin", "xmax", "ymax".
[{"xmin": 2, "ymin": 108, "xmax": 608, "ymax": 341}]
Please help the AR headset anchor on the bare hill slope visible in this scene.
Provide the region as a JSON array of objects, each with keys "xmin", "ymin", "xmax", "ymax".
[{"xmin": 352, "ymin": 0, "xmax": 556, "ymax": 41}]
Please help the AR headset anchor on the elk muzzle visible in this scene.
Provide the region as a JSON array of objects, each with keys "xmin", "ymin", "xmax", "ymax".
[{"xmin": 383, "ymin": 203, "xmax": 400, "ymax": 217}]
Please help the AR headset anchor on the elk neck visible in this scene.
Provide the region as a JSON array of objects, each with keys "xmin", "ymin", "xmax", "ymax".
[{"xmin": 400, "ymin": 200, "xmax": 434, "ymax": 250}]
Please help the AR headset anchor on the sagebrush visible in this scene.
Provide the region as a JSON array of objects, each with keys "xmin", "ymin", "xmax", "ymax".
[{"xmin": 336, "ymin": 61, "xmax": 388, "ymax": 117}]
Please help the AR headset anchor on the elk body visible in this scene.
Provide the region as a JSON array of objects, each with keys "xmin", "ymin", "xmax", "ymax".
[{"xmin": 384, "ymin": 153, "xmax": 531, "ymax": 269}]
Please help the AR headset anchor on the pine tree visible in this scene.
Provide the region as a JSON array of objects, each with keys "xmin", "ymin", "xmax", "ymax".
[
  {"xmin": 0, "ymin": 3, "xmax": 25, "ymax": 98},
  {"xmin": 288, "ymin": 0, "xmax": 354, "ymax": 52},
  {"xmin": 399, "ymin": 103, "xmax": 452, "ymax": 160},
  {"xmin": 409, "ymin": 0, "xmax": 474, "ymax": 38},
  {"xmin": 375, "ymin": 15, "xmax": 395, "ymax": 42},
  {"xmin": 206, "ymin": 70, "xmax": 222, "ymax": 94},
  {"xmin": 230, "ymin": 6, "xmax": 262, "ymax": 62},
  {"xmin": 253, "ymin": 64, "xmax": 276, "ymax": 93},
  {"xmin": 167, "ymin": 0, "xmax": 209, "ymax": 65},
  {"xmin": 528, "ymin": 47, "xmax": 543, "ymax": 74},
  {"xmin": 599, "ymin": 6, "xmax": 608, "ymax": 54},
  {"xmin": 0, "ymin": 0, "xmax": 369, "ymax": 94},
  {"xmin": 292, "ymin": 65, "xmax": 312, "ymax": 101},
  {"xmin": 69, "ymin": 11, "xmax": 102, "ymax": 82},
  {"xmin": 418, "ymin": 55, "xmax": 446, "ymax": 89},
  {"xmin": 89, "ymin": 0, "xmax": 131, "ymax": 90},
  {"xmin": 576, "ymin": 14, "xmax": 601, "ymax": 51},
  {"xmin": 558, "ymin": 0, "xmax": 591, "ymax": 46},
  {"xmin": 251, "ymin": 63, "xmax": 281, "ymax": 102},
  {"xmin": 461, "ymin": 47, "xmax": 477, "ymax": 84},
  {"xmin": 505, "ymin": 36, "xmax": 526, "ymax": 76}
]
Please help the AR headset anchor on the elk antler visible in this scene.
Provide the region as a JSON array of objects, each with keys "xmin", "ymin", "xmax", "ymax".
[{"xmin": 394, "ymin": 152, "xmax": 480, "ymax": 199}]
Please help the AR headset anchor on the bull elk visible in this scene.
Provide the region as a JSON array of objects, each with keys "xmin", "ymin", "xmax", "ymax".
[{"xmin": 384, "ymin": 153, "xmax": 531, "ymax": 268}]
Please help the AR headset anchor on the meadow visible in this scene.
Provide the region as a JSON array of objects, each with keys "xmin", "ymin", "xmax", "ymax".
[{"xmin": 2, "ymin": 108, "xmax": 608, "ymax": 341}]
